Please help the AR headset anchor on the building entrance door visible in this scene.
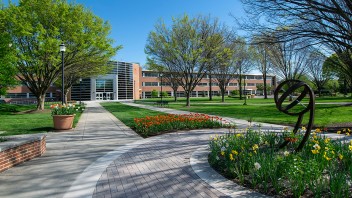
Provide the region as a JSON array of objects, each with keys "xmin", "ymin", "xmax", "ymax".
[{"xmin": 96, "ymin": 92, "xmax": 114, "ymax": 100}]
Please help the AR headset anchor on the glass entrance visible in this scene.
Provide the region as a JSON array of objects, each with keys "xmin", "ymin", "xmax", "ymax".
[{"xmin": 96, "ymin": 92, "xmax": 114, "ymax": 100}]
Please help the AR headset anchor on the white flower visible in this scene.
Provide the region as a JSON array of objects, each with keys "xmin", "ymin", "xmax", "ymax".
[
  {"xmin": 284, "ymin": 151, "xmax": 290, "ymax": 156},
  {"xmin": 221, "ymin": 146, "xmax": 226, "ymax": 152},
  {"xmin": 254, "ymin": 162, "xmax": 261, "ymax": 170},
  {"xmin": 216, "ymin": 156, "xmax": 220, "ymax": 160}
]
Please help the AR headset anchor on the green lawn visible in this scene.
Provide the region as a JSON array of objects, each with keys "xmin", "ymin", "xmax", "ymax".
[
  {"xmin": 101, "ymin": 102, "xmax": 166, "ymax": 128},
  {"xmin": 0, "ymin": 104, "xmax": 82, "ymax": 136},
  {"xmin": 136, "ymin": 96, "xmax": 352, "ymax": 127},
  {"xmin": 136, "ymin": 95, "xmax": 352, "ymax": 105}
]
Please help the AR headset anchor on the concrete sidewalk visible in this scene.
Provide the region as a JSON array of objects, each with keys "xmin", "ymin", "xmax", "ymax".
[{"xmin": 0, "ymin": 102, "xmax": 142, "ymax": 198}]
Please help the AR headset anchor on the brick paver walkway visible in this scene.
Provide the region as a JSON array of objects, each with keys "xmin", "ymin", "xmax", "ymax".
[{"xmin": 93, "ymin": 129, "xmax": 230, "ymax": 198}]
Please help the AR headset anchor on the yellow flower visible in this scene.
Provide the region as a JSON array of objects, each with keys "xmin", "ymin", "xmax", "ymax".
[
  {"xmin": 337, "ymin": 131, "xmax": 341, "ymax": 134},
  {"xmin": 348, "ymin": 128, "xmax": 351, "ymax": 132},
  {"xmin": 324, "ymin": 152, "xmax": 332, "ymax": 161},
  {"xmin": 221, "ymin": 151, "xmax": 225, "ymax": 156},
  {"xmin": 313, "ymin": 135, "xmax": 318, "ymax": 139},
  {"xmin": 324, "ymin": 138, "xmax": 331, "ymax": 143},
  {"xmin": 349, "ymin": 145, "xmax": 352, "ymax": 151},
  {"xmin": 301, "ymin": 126, "xmax": 307, "ymax": 131},
  {"xmin": 283, "ymin": 127, "xmax": 289, "ymax": 131},
  {"xmin": 311, "ymin": 149, "xmax": 319, "ymax": 154},
  {"xmin": 315, "ymin": 128, "xmax": 321, "ymax": 133},
  {"xmin": 252, "ymin": 144, "xmax": 259, "ymax": 151},
  {"xmin": 313, "ymin": 144, "xmax": 321, "ymax": 150},
  {"xmin": 229, "ymin": 154, "xmax": 234, "ymax": 161},
  {"xmin": 346, "ymin": 132, "xmax": 350, "ymax": 136},
  {"xmin": 338, "ymin": 154, "xmax": 343, "ymax": 160},
  {"xmin": 231, "ymin": 150, "xmax": 238, "ymax": 155},
  {"xmin": 236, "ymin": 134, "xmax": 242, "ymax": 138}
]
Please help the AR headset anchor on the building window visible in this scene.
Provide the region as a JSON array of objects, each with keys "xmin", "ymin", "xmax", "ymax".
[
  {"xmin": 6, "ymin": 93, "xmax": 27, "ymax": 98},
  {"xmin": 96, "ymin": 79, "xmax": 114, "ymax": 92},
  {"xmin": 143, "ymin": 82, "xmax": 159, "ymax": 86},
  {"xmin": 143, "ymin": 72, "xmax": 159, "ymax": 77},
  {"xmin": 255, "ymin": 76, "xmax": 263, "ymax": 80},
  {"xmin": 197, "ymin": 83, "xmax": 208, "ymax": 86},
  {"xmin": 247, "ymin": 83, "xmax": 255, "ymax": 86},
  {"xmin": 246, "ymin": 75, "xmax": 255, "ymax": 79},
  {"xmin": 228, "ymin": 83, "xmax": 237, "ymax": 86},
  {"xmin": 211, "ymin": 83, "xmax": 219, "ymax": 86}
]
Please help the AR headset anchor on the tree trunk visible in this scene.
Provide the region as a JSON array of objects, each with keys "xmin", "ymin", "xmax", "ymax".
[
  {"xmin": 36, "ymin": 94, "xmax": 46, "ymax": 110},
  {"xmin": 185, "ymin": 91, "xmax": 191, "ymax": 107},
  {"xmin": 263, "ymin": 73, "xmax": 268, "ymax": 99},
  {"xmin": 221, "ymin": 89, "xmax": 225, "ymax": 102},
  {"xmin": 173, "ymin": 89, "xmax": 177, "ymax": 102},
  {"xmin": 209, "ymin": 73, "xmax": 212, "ymax": 101},
  {"xmin": 239, "ymin": 74, "xmax": 243, "ymax": 100}
]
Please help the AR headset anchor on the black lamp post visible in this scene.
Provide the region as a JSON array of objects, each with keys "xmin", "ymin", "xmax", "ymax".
[
  {"xmin": 59, "ymin": 43, "xmax": 66, "ymax": 105},
  {"xmin": 160, "ymin": 73, "xmax": 163, "ymax": 106}
]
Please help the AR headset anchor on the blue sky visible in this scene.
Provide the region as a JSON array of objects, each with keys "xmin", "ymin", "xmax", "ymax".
[{"xmin": 74, "ymin": 0, "xmax": 246, "ymax": 67}]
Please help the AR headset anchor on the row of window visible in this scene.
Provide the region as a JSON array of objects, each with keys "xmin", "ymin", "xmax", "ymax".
[
  {"xmin": 6, "ymin": 92, "xmax": 54, "ymax": 99},
  {"xmin": 142, "ymin": 82, "xmax": 262, "ymax": 87},
  {"xmin": 142, "ymin": 72, "xmax": 268, "ymax": 80}
]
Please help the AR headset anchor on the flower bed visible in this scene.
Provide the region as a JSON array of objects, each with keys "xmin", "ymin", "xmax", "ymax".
[
  {"xmin": 134, "ymin": 113, "xmax": 229, "ymax": 137},
  {"xmin": 208, "ymin": 129, "xmax": 352, "ymax": 197}
]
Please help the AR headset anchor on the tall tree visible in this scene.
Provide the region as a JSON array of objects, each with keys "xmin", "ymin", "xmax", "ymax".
[
  {"xmin": 145, "ymin": 15, "xmax": 229, "ymax": 107},
  {"xmin": 266, "ymin": 36, "xmax": 309, "ymax": 82},
  {"xmin": 251, "ymin": 34, "xmax": 273, "ymax": 99},
  {"xmin": 4, "ymin": 0, "xmax": 118, "ymax": 110},
  {"xmin": 306, "ymin": 51, "xmax": 331, "ymax": 96},
  {"xmin": 146, "ymin": 60, "xmax": 181, "ymax": 102},
  {"xmin": 240, "ymin": 0, "xmax": 352, "ymax": 91},
  {"xmin": 232, "ymin": 38, "xmax": 254, "ymax": 101},
  {"xmin": 0, "ymin": 6, "xmax": 17, "ymax": 95}
]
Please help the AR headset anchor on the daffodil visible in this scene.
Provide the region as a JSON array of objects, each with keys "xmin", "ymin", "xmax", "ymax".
[
  {"xmin": 311, "ymin": 149, "xmax": 319, "ymax": 154},
  {"xmin": 337, "ymin": 131, "xmax": 341, "ymax": 134},
  {"xmin": 284, "ymin": 151, "xmax": 290, "ymax": 156},
  {"xmin": 221, "ymin": 151, "xmax": 225, "ymax": 156},
  {"xmin": 324, "ymin": 138, "xmax": 331, "ymax": 143},
  {"xmin": 254, "ymin": 162, "xmax": 261, "ymax": 170},
  {"xmin": 315, "ymin": 128, "xmax": 321, "ymax": 133},
  {"xmin": 231, "ymin": 150, "xmax": 238, "ymax": 155},
  {"xmin": 229, "ymin": 154, "xmax": 234, "ymax": 161},
  {"xmin": 338, "ymin": 154, "xmax": 343, "ymax": 160}
]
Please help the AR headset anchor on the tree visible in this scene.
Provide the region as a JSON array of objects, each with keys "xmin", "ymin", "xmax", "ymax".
[
  {"xmin": 266, "ymin": 36, "xmax": 309, "ymax": 82},
  {"xmin": 4, "ymin": 0, "xmax": 118, "ymax": 110},
  {"xmin": 232, "ymin": 38, "xmax": 254, "ymax": 101},
  {"xmin": 323, "ymin": 54, "xmax": 352, "ymax": 96},
  {"xmin": 0, "ymin": 7, "xmax": 17, "ymax": 95},
  {"xmin": 240, "ymin": 0, "xmax": 352, "ymax": 91},
  {"xmin": 147, "ymin": 60, "xmax": 181, "ymax": 102},
  {"xmin": 145, "ymin": 15, "xmax": 228, "ymax": 107},
  {"xmin": 306, "ymin": 50, "xmax": 331, "ymax": 96},
  {"xmin": 251, "ymin": 34, "xmax": 273, "ymax": 99}
]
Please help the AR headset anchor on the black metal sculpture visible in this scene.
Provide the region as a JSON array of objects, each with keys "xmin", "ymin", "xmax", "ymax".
[{"xmin": 274, "ymin": 80, "xmax": 315, "ymax": 152}]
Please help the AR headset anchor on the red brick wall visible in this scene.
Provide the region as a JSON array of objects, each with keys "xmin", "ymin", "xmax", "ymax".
[{"xmin": 0, "ymin": 136, "xmax": 46, "ymax": 173}]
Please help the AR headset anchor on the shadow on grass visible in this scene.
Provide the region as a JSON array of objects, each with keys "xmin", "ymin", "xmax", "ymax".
[{"xmin": 29, "ymin": 127, "xmax": 53, "ymax": 132}]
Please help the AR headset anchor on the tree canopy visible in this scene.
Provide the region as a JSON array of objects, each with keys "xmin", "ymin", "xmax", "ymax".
[
  {"xmin": 145, "ymin": 15, "xmax": 230, "ymax": 107},
  {"xmin": 3, "ymin": 0, "xmax": 119, "ymax": 109}
]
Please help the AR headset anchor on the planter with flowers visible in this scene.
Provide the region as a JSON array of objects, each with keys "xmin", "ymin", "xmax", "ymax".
[{"xmin": 51, "ymin": 104, "xmax": 77, "ymax": 130}]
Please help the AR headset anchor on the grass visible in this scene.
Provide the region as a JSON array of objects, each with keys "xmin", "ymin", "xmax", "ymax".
[
  {"xmin": 136, "ymin": 95, "xmax": 352, "ymax": 104},
  {"xmin": 136, "ymin": 96, "xmax": 352, "ymax": 127},
  {"xmin": 101, "ymin": 102, "xmax": 166, "ymax": 128},
  {"xmin": 0, "ymin": 104, "xmax": 82, "ymax": 136}
]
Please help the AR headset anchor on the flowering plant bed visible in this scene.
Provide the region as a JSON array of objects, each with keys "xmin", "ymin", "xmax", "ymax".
[
  {"xmin": 208, "ymin": 129, "xmax": 352, "ymax": 197},
  {"xmin": 50, "ymin": 103, "xmax": 84, "ymax": 115},
  {"xmin": 134, "ymin": 113, "xmax": 230, "ymax": 137}
]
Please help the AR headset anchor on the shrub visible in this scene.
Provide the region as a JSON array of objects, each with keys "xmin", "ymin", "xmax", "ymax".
[
  {"xmin": 151, "ymin": 89, "xmax": 158, "ymax": 98},
  {"xmin": 208, "ymin": 129, "xmax": 352, "ymax": 197}
]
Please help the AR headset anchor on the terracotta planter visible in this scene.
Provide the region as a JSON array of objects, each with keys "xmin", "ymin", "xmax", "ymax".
[{"xmin": 52, "ymin": 115, "xmax": 74, "ymax": 130}]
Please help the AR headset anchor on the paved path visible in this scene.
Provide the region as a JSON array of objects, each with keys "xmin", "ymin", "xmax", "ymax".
[{"xmin": 0, "ymin": 102, "xmax": 142, "ymax": 198}]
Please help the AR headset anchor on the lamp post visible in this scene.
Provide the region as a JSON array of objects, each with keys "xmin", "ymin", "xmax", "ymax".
[
  {"xmin": 59, "ymin": 43, "xmax": 66, "ymax": 105},
  {"xmin": 79, "ymin": 78, "xmax": 82, "ymax": 105},
  {"xmin": 160, "ymin": 73, "xmax": 163, "ymax": 106}
]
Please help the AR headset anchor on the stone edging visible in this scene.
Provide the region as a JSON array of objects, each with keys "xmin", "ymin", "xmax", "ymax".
[
  {"xmin": 190, "ymin": 146, "xmax": 268, "ymax": 198},
  {"xmin": 0, "ymin": 135, "xmax": 46, "ymax": 172}
]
